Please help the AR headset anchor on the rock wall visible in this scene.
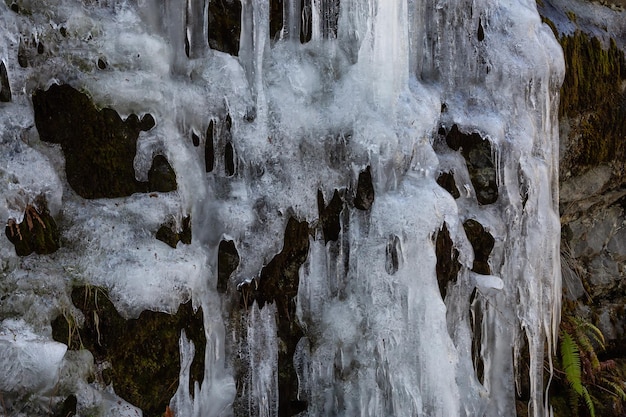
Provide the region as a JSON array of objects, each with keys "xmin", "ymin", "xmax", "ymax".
[{"xmin": 539, "ymin": 0, "xmax": 626, "ymax": 415}]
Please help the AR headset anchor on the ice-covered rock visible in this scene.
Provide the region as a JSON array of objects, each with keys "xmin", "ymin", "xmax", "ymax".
[{"xmin": 0, "ymin": 0, "xmax": 563, "ymax": 416}]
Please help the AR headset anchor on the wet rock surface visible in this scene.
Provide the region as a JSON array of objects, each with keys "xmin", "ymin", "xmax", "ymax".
[
  {"xmin": 537, "ymin": 3, "xmax": 626, "ymax": 415},
  {"xmin": 445, "ymin": 124, "xmax": 498, "ymax": 205},
  {"xmin": 33, "ymin": 84, "xmax": 176, "ymax": 199},
  {"xmin": 51, "ymin": 286, "xmax": 206, "ymax": 417}
]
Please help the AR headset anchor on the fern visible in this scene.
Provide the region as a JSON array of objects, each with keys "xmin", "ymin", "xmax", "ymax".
[
  {"xmin": 581, "ymin": 386, "xmax": 595, "ymax": 417},
  {"xmin": 561, "ymin": 330, "xmax": 583, "ymax": 395},
  {"xmin": 606, "ymin": 380, "xmax": 626, "ymax": 402},
  {"xmin": 561, "ymin": 329, "xmax": 596, "ymax": 417}
]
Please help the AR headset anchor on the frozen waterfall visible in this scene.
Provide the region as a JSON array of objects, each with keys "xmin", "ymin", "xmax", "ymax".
[{"xmin": 0, "ymin": 0, "xmax": 563, "ymax": 416}]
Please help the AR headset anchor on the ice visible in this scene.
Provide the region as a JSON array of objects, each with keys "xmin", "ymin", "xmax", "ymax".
[
  {"xmin": 0, "ymin": 0, "xmax": 562, "ymax": 416},
  {"xmin": 0, "ymin": 319, "xmax": 67, "ymax": 394}
]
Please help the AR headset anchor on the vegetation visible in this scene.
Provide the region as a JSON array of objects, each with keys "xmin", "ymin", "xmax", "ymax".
[
  {"xmin": 559, "ymin": 32, "xmax": 626, "ymax": 174},
  {"xmin": 4, "ymin": 197, "xmax": 60, "ymax": 256},
  {"xmin": 550, "ymin": 304, "xmax": 626, "ymax": 416}
]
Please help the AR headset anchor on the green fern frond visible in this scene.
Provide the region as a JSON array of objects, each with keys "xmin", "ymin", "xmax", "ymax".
[
  {"xmin": 573, "ymin": 317, "xmax": 605, "ymax": 350},
  {"xmin": 606, "ymin": 380, "xmax": 626, "ymax": 401},
  {"xmin": 561, "ymin": 330, "xmax": 583, "ymax": 395},
  {"xmin": 581, "ymin": 386, "xmax": 596, "ymax": 417}
]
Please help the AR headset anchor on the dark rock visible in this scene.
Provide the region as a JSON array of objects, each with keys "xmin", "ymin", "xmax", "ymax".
[
  {"xmin": 37, "ymin": 41, "xmax": 44, "ymax": 54},
  {"xmin": 225, "ymin": 142, "xmax": 235, "ymax": 176},
  {"xmin": 191, "ymin": 131, "xmax": 200, "ymax": 147},
  {"xmin": 469, "ymin": 288, "xmax": 484, "ymax": 384},
  {"xmin": 208, "ymin": 0, "xmax": 241, "ymax": 56},
  {"xmin": 217, "ymin": 240, "xmax": 239, "ymax": 293},
  {"xmin": 0, "ymin": 61, "xmax": 11, "ymax": 102},
  {"xmin": 446, "ymin": 124, "xmax": 498, "ymax": 205},
  {"xmin": 18, "ymin": 39, "xmax": 28, "ymax": 68},
  {"xmin": 477, "ymin": 18, "xmax": 485, "ymax": 41},
  {"xmin": 463, "ymin": 219, "xmax": 494, "ymax": 275},
  {"xmin": 51, "ymin": 286, "xmax": 205, "ymax": 417},
  {"xmin": 156, "ymin": 216, "xmax": 192, "ymax": 248},
  {"xmin": 436, "ymin": 171, "xmax": 460, "ymax": 199},
  {"xmin": 270, "ymin": 0, "xmax": 284, "ymax": 40},
  {"xmin": 205, "ymin": 120, "xmax": 215, "ymax": 172},
  {"xmin": 33, "ymin": 84, "xmax": 176, "ymax": 198},
  {"xmin": 5, "ymin": 197, "xmax": 60, "ymax": 256},
  {"xmin": 317, "ymin": 189, "xmax": 343, "ymax": 243},
  {"xmin": 354, "ymin": 166, "xmax": 374, "ymax": 210},
  {"xmin": 435, "ymin": 222, "xmax": 461, "ymax": 300},
  {"xmin": 301, "ymin": 0, "xmax": 312, "ymax": 43},
  {"xmin": 238, "ymin": 217, "xmax": 310, "ymax": 417},
  {"xmin": 385, "ymin": 234, "xmax": 403, "ymax": 275},
  {"xmin": 53, "ymin": 395, "xmax": 77, "ymax": 417},
  {"xmin": 148, "ymin": 155, "xmax": 177, "ymax": 192},
  {"xmin": 97, "ymin": 58, "xmax": 107, "ymax": 69},
  {"xmin": 140, "ymin": 113, "xmax": 156, "ymax": 131}
]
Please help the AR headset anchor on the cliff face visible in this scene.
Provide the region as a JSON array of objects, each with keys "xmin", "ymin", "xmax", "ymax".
[
  {"xmin": 0, "ymin": 1, "xmax": 564, "ymax": 416},
  {"xmin": 538, "ymin": 1, "xmax": 626, "ymax": 415}
]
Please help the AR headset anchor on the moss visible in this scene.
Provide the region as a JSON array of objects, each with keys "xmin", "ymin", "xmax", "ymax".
[
  {"xmin": 4, "ymin": 197, "xmax": 60, "ymax": 256},
  {"xmin": 566, "ymin": 11, "xmax": 577, "ymax": 23},
  {"xmin": 32, "ymin": 84, "xmax": 176, "ymax": 199},
  {"xmin": 541, "ymin": 15, "xmax": 558, "ymax": 37},
  {"xmin": 51, "ymin": 286, "xmax": 205, "ymax": 417},
  {"xmin": 559, "ymin": 32, "xmax": 626, "ymax": 175}
]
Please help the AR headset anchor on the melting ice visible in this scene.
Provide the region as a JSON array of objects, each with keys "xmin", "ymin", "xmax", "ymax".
[{"xmin": 0, "ymin": 0, "xmax": 563, "ymax": 416}]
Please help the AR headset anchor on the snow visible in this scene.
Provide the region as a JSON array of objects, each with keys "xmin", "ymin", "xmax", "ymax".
[{"xmin": 0, "ymin": 0, "xmax": 562, "ymax": 416}]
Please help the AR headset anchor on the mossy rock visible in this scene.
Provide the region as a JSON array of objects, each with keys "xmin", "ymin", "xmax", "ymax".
[
  {"xmin": 51, "ymin": 286, "xmax": 205, "ymax": 417},
  {"xmin": 32, "ymin": 84, "xmax": 176, "ymax": 199},
  {"xmin": 559, "ymin": 32, "xmax": 626, "ymax": 175},
  {"xmin": 4, "ymin": 198, "xmax": 60, "ymax": 256}
]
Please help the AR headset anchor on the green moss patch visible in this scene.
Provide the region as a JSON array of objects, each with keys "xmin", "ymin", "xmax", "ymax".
[
  {"xmin": 559, "ymin": 32, "xmax": 626, "ymax": 174},
  {"xmin": 51, "ymin": 286, "xmax": 205, "ymax": 417}
]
